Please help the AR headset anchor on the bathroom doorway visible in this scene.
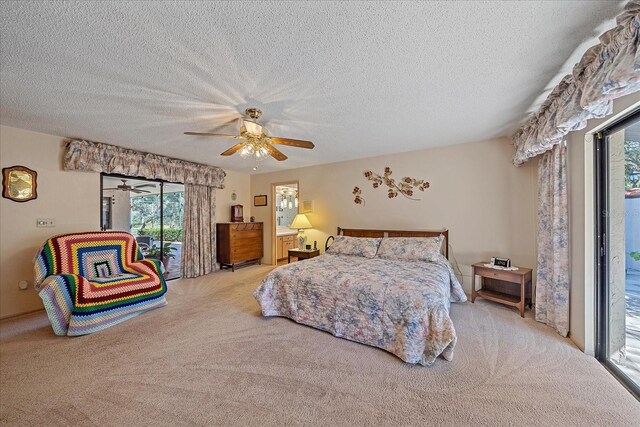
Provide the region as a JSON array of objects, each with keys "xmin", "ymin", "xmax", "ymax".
[{"xmin": 272, "ymin": 182, "xmax": 299, "ymax": 265}]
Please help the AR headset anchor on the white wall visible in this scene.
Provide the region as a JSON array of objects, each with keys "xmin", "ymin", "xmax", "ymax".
[
  {"xmin": 216, "ymin": 170, "xmax": 251, "ymax": 223},
  {"xmin": 251, "ymin": 137, "xmax": 538, "ymax": 294},
  {"xmin": 567, "ymin": 91, "xmax": 640, "ymax": 353},
  {"xmin": 103, "ymin": 189, "xmax": 131, "ymax": 231},
  {"xmin": 0, "ymin": 126, "xmax": 100, "ymax": 318}
]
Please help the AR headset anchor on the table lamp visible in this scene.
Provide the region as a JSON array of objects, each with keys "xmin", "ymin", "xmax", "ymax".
[{"xmin": 290, "ymin": 213, "xmax": 312, "ymax": 250}]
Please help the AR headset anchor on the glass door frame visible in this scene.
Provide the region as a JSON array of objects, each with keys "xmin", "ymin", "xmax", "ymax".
[
  {"xmin": 594, "ymin": 109, "xmax": 640, "ymax": 398},
  {"xmin": 100, "ymin": 172, "xmax": 182, "ymax": 281}
]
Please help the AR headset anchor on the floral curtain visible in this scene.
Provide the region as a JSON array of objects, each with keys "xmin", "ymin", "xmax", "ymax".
[
  {"xmin": 181, "ymin": 184, "xmax": 217, "ymax": 278},
  {"xmin": 512, "ymin": 1, "xmax": 640, "ymax": 165},
  {"xmin": 535, "ymin": 143, "xmax": 569, "ymax": 337},
  {"xmin": 64, "ymin": 139, "xmax": 226, "ymax": 188}
]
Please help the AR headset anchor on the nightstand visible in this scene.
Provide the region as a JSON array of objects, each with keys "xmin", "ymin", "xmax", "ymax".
[
  {"xmin": 288, "ymin": 248, "xmax": 320, "ymax": 263},
  {"xmin": 471, "ymin": 262, "xmax": 532, "ymax": 317}
]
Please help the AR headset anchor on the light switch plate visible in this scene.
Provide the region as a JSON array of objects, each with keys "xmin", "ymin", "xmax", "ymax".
[{"xmin": 36, "ymin": 218, "xmax": 55, "ymax": 227}]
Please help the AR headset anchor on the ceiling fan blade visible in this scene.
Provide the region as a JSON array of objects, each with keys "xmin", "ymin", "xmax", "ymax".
[
  {"xmin": 266, "ymin": 145, "xmax": 288, "ymax": 161},
  {"xmin": 269, "ymin": 137, "xmax": 315, "ymax": 149},
  {"xmin": 134, "ymin": 184, "xmax": 156, "ymax": 189},
  {"xmin": 221, "ymin": 143, "xmax": 245, "ymax": 156},
  {"xmin": 184, "ymin": 132, "xmax": 240, "ymax": 138},
  {"xmin": 131, "ymin": 189, "xmax": 150, "ymax": 194}
]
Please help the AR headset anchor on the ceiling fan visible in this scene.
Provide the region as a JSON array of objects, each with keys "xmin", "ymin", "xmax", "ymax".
[
  {"xmin": 184, "ymin": 108, "xmax": 315, "ymax": 169},
  {"xmin": 103, "ymin": 179, "xmax": 153, "ymax": 194}
]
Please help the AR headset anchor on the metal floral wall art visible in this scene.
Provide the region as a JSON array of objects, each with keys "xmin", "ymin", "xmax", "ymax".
[
  {"xmin": 353, "ymin": 166, "xmax": 429, "ymax": 204},
  {"xmin": 352, "ymin": 186, "xmax": 364, "ymax": 205}
]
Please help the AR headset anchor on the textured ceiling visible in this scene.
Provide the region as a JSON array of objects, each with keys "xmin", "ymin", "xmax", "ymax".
[{"xmin": 0, "ymin": 1, "xmax": 625, "ymax": 174}]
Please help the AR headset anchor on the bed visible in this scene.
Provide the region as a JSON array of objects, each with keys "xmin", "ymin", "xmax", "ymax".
[{"xmin": 253, "ymin": 228, "xmax": 467, "ymax": 366}]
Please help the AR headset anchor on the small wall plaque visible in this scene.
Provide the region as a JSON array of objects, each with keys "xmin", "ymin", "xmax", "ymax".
[
  {"xmin": 254, "ymin": 195, "xmax": 267, "ymax": 206},
  {"xmin": 302, "ymin": 200, "xmax": 314, "ymax": 213},
  {"xmin": 2, "ymin": 165, "xmax": 37, "ymax": 202}
]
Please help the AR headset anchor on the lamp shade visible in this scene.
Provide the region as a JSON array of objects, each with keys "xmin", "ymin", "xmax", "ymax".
[{"xmin": 290, "ymin": 213, "xmax": 312, "ymax": 230}]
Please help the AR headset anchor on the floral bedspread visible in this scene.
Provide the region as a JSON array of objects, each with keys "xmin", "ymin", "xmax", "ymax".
[{"xmin": 253, "ymin": 254, "xmax": 467, "ymax": 366}]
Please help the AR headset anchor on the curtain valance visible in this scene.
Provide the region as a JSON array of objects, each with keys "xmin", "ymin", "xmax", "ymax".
[
  {"xmin": 512, "ymin": 0, "xmax": 640, "ymax": 165},
  {"xmin": 64, "ymin": 139, "xmax": 226, "ymax": 188}
]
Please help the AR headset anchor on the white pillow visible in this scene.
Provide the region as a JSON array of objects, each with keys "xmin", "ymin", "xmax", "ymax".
[
  {"xmin": 325, "ymin": 236, "xmax": 382, "ymax": 258},
  {"xmin": 376, "ymin": 236, "xmax": 443, "ymax": 262}
]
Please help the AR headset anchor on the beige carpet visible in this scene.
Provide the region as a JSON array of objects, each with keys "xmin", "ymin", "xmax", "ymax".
[{"xmin": 1, "ymin": 265, "xmax": 639, "ymax": 426}]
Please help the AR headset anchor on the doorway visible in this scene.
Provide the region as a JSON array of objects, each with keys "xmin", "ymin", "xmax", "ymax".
[
  {"xmin": 595, "ymin": 109, "xmax": 640, "ymax": 397},
  {"xmin": 272, "ymin": 182, "xmax": 299, "ymax": 265},
  {"xmin": 101, "ymin": 174, "xmax": 185, "ymax": 280}
]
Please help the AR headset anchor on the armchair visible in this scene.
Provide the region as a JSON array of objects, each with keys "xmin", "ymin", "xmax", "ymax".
[{"xmin": 33, "ymin": 231, "xmax": 167, "ymax": 336}]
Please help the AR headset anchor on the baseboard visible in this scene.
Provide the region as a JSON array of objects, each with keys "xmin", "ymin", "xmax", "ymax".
[
  {"xmin": 570, "ymin": 336, "xmax": 585, "ymax": 352},
  {"xmin": 0, "ymin": 308, "xmax": 45, "ymax": 321},
  {"xmin": 568, "ymin": 332, "xmax": 595, "ymax": 355}
]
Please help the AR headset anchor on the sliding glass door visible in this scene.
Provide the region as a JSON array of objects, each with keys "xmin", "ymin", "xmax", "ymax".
[
  {"xmin": 595, "ymin": 110, "xmax": 640, "ymax": 397},
  {"xmin": 160, "ymin": 183, "xmax": 184, "ymax": 280},
  {"xmin": 101, "ymin": 174, "xmax": 184, "ymax": 280}
]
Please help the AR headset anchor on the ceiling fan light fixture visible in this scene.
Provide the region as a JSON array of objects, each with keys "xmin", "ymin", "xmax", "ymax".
[
  {"xmin": 240, "ymin": 139, "xmax": 271, "ymax": 163},
  {"xmin": 184, "ymin": 107, "xmax": 313, "ymax": 168},
  {"xmin": 240, "ymin": 144, "xmax": 254, "ymax": 157},
  {"xmin": 243, "ymin": 120, "xmax": 263, "ymax": 136},
  {"xmin": 254, "ymin": 146, "xmax": 270, "ymax": 159}
]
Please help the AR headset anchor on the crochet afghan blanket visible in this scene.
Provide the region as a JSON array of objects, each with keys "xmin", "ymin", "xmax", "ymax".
[{"xmin": 34, "ymin": 231, "xmax": 167, "ymax": 336}]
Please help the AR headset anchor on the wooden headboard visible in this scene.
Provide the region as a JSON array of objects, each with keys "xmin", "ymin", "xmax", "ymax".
[{"xmin": 337, "ymin": 227, "xmax": 449, "ymax": 259}]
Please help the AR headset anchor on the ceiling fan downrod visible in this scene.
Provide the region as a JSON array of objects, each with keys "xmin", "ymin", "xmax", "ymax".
[{"xmin": 245, "ymin": 108, "xmax": 262, "ymax": 121}]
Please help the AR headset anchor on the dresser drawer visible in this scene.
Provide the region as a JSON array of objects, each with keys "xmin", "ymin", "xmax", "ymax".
[
  {"xmin": 230, "ymin": 223, "xmax": 263, "ymax": 232},
  {"xmin": 231, "ymin": 230, "xmax": 262, "ymax": 241},
  {"xmin": 475, "ymin": 266, "xmax": 518, "ymax": 283},
  {"xmin": 230, "ymin": 247, "xmax": 261, "ymax": 263},
  {"xmin": 231, "ymin": 236, "xmax": 261, "ymax": 249}
]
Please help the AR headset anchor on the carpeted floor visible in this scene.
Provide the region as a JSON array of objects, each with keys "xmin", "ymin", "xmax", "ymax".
[{"xmin": 1, "ymin": 265, "xmax": 639, "ymax": 426}]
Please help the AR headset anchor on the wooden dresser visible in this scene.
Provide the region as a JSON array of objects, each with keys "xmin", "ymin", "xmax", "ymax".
[{"xmin": 216, "ymin": 222, "xmax": 263, "ymax": 271}]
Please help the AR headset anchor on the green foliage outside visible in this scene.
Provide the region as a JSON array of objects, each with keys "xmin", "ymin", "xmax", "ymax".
[
  {"xmin": 136, "ymin": 227, "xmax": 182, "ymax": 242},
  {"xmin": 162, "ymin": 192, "xmax": 185, "ymax": 228},
  {"xmin": 131, "ymin": 195, "xmax": 159, "ymax": 229},
  {"xmin": 147, "ymin": 242, "xmax": 178, "ymax": 260},
  {"xmin": 625, "ymin": 140, "xmax": 640, "ymax": 189},
  {"xmin": 131, "ymin": 191, "xmax": 184, "ymax": 242},
  {"xmin": 631, "ymin": 252, "xmax": 640, "ymax": 262}
]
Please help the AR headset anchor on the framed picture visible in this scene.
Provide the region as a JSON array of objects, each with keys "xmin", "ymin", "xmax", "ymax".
[
  {"xmin": 254, "ymin": 195, "xmax": 267, "ymax": 206},
  {"xmin": 2, "ymin": 165, "xmax": 37, "ymax": 202}
]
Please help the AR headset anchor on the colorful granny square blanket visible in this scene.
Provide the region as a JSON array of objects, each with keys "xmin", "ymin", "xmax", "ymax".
[{"xmin": 34, "ymin": 231, "xmax": 168, "ymax": 336}]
